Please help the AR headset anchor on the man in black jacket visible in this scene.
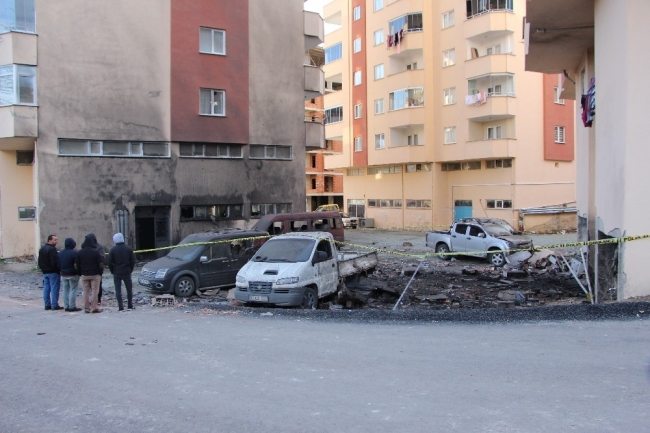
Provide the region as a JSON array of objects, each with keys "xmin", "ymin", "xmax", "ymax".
[
  {"xmin": 75, "ymin": 234, "xmax": 105, "ymax": 313},
  {"xmin": 37, "ymin": 234, "xmax": 61, "ymax": 310},
  {"xmin": 59, "ymin": 238, "xmax": 81, "ymax": 312},
  {"xmin": 107, "ymin": 233, "xmax": 136, "ymax": 311}
]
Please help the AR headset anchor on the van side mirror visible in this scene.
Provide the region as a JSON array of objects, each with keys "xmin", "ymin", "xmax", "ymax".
[
  {"xmin": 313, "ymin": 251, "xmax": 328, "ymax": 264},
  {"xmin": 199, "ymin": 256, "xmax": 208, "ymax": 263}
]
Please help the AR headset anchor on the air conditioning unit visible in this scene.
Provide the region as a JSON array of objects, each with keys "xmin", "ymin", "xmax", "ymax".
[{"xmin": 360, "ymin": 218, "xmax": 375, "ymax": 228}]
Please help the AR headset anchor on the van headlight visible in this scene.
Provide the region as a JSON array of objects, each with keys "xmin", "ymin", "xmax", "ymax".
[
  {"xmin": 276, "ymin": 277, "xmax": 299, "ymax": 285},
  {"xmin": 236, "ymin": 275, "xmax": 246, "ymax": 284},
  {"xmin": 155, "ymin": 269, "xmax": 168, "ymax": 279}
]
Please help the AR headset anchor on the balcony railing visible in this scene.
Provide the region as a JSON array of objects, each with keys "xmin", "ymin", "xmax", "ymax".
[{"xmin": 466, "ymin": 0, "xmax": 514, "ymax": 19}]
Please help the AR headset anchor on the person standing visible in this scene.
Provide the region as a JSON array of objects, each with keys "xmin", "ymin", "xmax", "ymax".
[
  {"xmin": 38, "ymin": 234, "xmax": 61, "ymax": 310},
  {"xmin": 75, "ymin": 233, "xmax": 105, "ymax": 313},
  {"xmin": 84, "ymin": 233, "xmax": 106, "ymax": 305},
  {"xmin": 59, "ymin": 238, "xmax": 81, "ymax": 312},
  {"xmin": 107, "ymin": 233, "xmax": 136, "ymax": 311}
]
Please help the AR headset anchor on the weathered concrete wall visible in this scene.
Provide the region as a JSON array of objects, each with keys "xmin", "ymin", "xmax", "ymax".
[{"xmin": 522, "ymin": 213, "xmax": 577, "ymax": 234}]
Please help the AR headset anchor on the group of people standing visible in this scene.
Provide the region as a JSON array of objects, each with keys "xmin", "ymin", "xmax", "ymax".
[{"xmin": 37, "ymin": 232, "xmax": 136, "ymax": 313}]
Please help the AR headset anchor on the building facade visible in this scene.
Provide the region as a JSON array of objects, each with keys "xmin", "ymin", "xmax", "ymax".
[
  {"xmin": 0, "ymin": 0, "xmax": 323, "ymax": 259},
  {"xmin": 525, "ymin": 0, "xmax": 650, "ymax": 299},
  {"xmin": 322, "ymin": 0, "xmax": 576, "ymax": 231}
]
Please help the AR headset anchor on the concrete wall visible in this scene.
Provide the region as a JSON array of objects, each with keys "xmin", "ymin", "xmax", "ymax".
[{"xmin": 0, "ymin": 150, "xmax": 35, "ymax": 257}]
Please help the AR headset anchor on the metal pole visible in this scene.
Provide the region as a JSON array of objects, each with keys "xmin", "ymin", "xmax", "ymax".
[
  {"xmin": 580, "ymin": 248, "xmax": 594, "ymax": 304},
  {"xmin": 392, "ymin": 260, "xmax": 424, "ymax": 311}
]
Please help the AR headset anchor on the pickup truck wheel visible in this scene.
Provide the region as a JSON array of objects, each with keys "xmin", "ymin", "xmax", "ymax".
[
  {"xmin": 300, "ymin": 288, "xmax": 318, "ymax": 309},
  {"xmin": 435, "ymin": 243, "xmax": 451, "ymax": 261},
  {"xmin": 174, "ymin": 276, "xmax": 196, "ymax": 297},
  {"xmin": 488, "ymin": 251, "xmax": 506, "ymax": 267}
]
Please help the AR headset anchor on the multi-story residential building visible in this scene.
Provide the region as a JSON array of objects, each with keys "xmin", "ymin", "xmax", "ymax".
[
  {"xmin": 0, "ymin": 0, "xmax": 323, "ymax": 259},
  {"xmin": 322, "ymin": 0, "xmax": 576, "ymax": 230},
  {"xmin": 525, "ymin": 0, "xmax": 650, "ymax": 299},
  {"xmin": 305, "ymin": 47, "xmax": 344, "ymax": 211}
]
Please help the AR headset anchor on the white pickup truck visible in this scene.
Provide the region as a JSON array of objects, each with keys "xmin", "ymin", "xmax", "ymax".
[
  {"xmin": 425, "ymin": 218, "xmax": 533, "ymax": 267},
  {"xmin": 234, "ymin": 232, "xmax": 377, "ymax": 308}
]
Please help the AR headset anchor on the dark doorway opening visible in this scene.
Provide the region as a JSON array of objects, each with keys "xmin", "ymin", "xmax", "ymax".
[{"xmin": 135, "ymin": 206, "xmax": 171, "ymax": 261}]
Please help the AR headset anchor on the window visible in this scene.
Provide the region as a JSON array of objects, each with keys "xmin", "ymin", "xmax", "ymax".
[
  {"xmin": 442, "ymin": 10, "xmax": 454, "ymax": 29},
  {"xmin": 554, "ymin": 87, "xmax": 565, "ymax": 104},
  {"xmin": 354, "ymin": 104, "xmax": 362, "ymax": 119},
  {"xmin": 406, "ymin": 200, "xmax": 431, "ymax": 209},
  {"xmin": 18, "ymin": 206, "xmax": 35, "ymax": 220},
  {"xmin": 325, "ymin": 43, "xmax": 343, "ymax": 64},
  {"xmin": 406, "ymin": 163, "xmax": 431, "ymax": 173},
  {"xmin": 179, "ymin": 143, "xmax": 242, "ymax": 158},
  {"xmin": 487, "ymin": 126, "xmax": 502, "ymax": 140},
  {"xmin": 310, "ymin": 177, "xmax": 317, "ymax": 189},
  {"xmin": 444, "ymin": 127, "xmax": 456, "ymax": 144},
  {"xmin": 554, "ymin": 126, "xmax": 566, "ymax": 143},
  {"xmin": 374, "ymin": 64, "xmax": 384, "ymax": 80},
  {"xmin": 199, "ymin": 89, "xmax": 225, "ymax": 116},
  {"xmin": 354, "ymin": 71, "xmax": 362, "ymax": 86},
  {"xmin": 375, "ymin": 133, "xmax": 385, "ymax": 149},
  {"xmin": 375, "ymin": 98, "xmax": 384, "ymax": 114},
  {"xmin": 443, "ymin": 87, "xmax": 456, "ymax": 105},
  {"xmin": 181, "ymin": 204, "xmax": 243, "ymax": 221},
  {"xmin": 368, "ymin": 165, "xmax": 402, "ymax": 175},
  {"xmin": 250, "ymin": 203, "xmax": 292, "ymax": 218},
  {"xmin": 0, "ymin": 0, "xmax": 35, "ymax": 33},
  {"xmin": 354, "ymin": 137, "xmax": 362, "ymax": 152},
  {"xmin": 325, "ymin": 106, "xmax": 343, "ymax": 124},
  {"xmin": 0, "ymin": 65, "xmax": 36, "ymax": 105},
  {"xmin": 374, "ymin": 29, "xmax": 384, "ymax": 46},
  {"xmin": 389, "ymin": 87, "xmax": 424, "ymax": 110},
  {"xmin": 249, "ymin": 145, "xmax": 292, "ymax": 160},
  {"xmin": 348, "ymin": 199, "xmax": 366, "ymax": 217},
  {"xmin": 407, "ymin": 134, "xmax": 419, "ymax": 146},
  {"xmin": 486, "ymin": 45, "xmax": 501, "ymax": 55},
  {"xmin": 461, "ymin": 161, "xmax": 481, "ymax": 170},
  {"xmin": 347, "ymin": 168, "xmax": 365, "ymax": 176},
  {"xmin": 353, "ymin": 5, "xmax": 361, "ymax": 20},
  {"xmin": 486, "ymin": 158, "xmax": 513, "ymax": 169},
  {"xmin": 16, "ymin": 150, "xmax": 33, "ymax": 165},
  {"xmin": 199, "ymin": 27, "xmax": 225, "ymax": 55},
  {"xmin": 388, "ymin": 13, "xmax": 423, "ymax": 33},
  {"xmin": 353, "ymin": 38, "xmax": 361, "ymax": 53},
  {"xmin": 442, "ymin": 49, "xmax": 455, "ymax": 67},
  {"xmin": 442, "ymin": 163, "xmax": 461, "ymax": 171},
  {"xmin": 374, "ymin": 0, "xmax": 383, "ymax": 12},
  {"xmin": 367, "ymin": 199, "xmax": 401, "ymax": 208},
  {"xmin": 58, "ymin": 140, "xmax": 170, "ymax": 158},
  {"xmin": 486, "ymin": 200, "xmax": 512, "ymax": 209}
]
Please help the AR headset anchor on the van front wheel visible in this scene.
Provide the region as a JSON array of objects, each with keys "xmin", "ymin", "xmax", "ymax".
[
  {"xmin": 300, "ymin": 288, "xmax": 318, "ymax": 309},
  {"xmin": 174, "ymin": 276, "xmax": 196, "ymax": 297}
]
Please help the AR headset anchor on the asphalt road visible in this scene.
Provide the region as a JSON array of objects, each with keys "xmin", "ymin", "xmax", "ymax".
[{"xmin": 1, "ymin": 295, "xmax": 649, "ymax": 433}]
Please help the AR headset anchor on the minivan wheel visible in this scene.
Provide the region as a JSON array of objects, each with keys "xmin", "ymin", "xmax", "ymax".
[
  {"xmin": 488, "ymin": 251, "xmax": 506, "ymax": 267},
  {"xmin": 300, "ymin": 288, "xmax": 318, "ymax": 309},
  {"xmin": 174, "ymin": 276, "xmax": 196, "ymax": 297}
]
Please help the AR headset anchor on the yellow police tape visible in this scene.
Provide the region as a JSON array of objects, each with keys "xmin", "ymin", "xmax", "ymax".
[{"xmin": 132, "ymin": 232, "xmax": 650, "ymax": 261}]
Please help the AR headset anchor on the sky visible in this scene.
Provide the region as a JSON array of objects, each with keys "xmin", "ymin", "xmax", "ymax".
[{"xmin": 304, "ymin": 0, "xmax": 326, "ymax": 14}]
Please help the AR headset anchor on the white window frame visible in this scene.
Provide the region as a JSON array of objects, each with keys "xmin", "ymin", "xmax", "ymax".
[
  {"xmin": 442, "ymin": 10, "xmax": 455, "ymax": 29},
  {"xmin": 58, "ymin": 140, "xmax": 170, "ymax": 158},
  {"xmin": 486, "ymin": 199, "xmax": 512, "ymax": 209},
  {"xmin": 407, "ymin": 134, "xmax": 419, "ymax": 146},
  {"xmin": 353, "ymin": 38, "xmax": 362, "ymax": 53},
  {"xmin": 249, "ymin": 145, "xmax": 293, "ymax": 160},
  {"xmin": 443, "ymin": 87, "xmax": 456, "ymax": 105},
  {"xmin": 354, "ymin": 71, "xmax": 362, "ymax": 86},
  {"xmin": 199, "ymin": 88, "xmax": 226, "ymax": 116},
  {"xmin": 354, "ymin": 104, "xmax": 362, "ymax": 119},
  {"xmin": 374, "ymin": 64, "xmax": 384, "ymax": 80},
  {"xmin": 374, "ymin": 0, "xmax": 383, "ymax": 12},
  {"xmin": 0, "ymin": 64, "xmax": 37, "ymax": 106},
  {"xmin": 486, "ymin": 44, "xmax": 501, "ymax": 55},
  {"xmin": 199, "ymin": 27, "xmax": 226, "ymax": 55},
  {"xmin": 444, "ymin": 127, "xmax": 456, "ymax": 144},
  {"xmin": 487, "ymin": 125, "xmax": 503, "ymax": 140},
  {"xmin": 353, "ymin": 5, "xmax": 361, "ymax": 20},
  {"xmin": 179, "ymin": 143, "xmax": 243, "ymax": 159},
  {"xmin": 555, "ymin": 126, "xmax": 566, "ymax": 143},
  {"xmin": 442, "ymin": 49, "xmax": 455, "ymax": 67},
  {"xmin": 354, "ymin": 137, "xmax": 362, "ymax": 152},
  {"xmin": 554, "ymin": 87, "xmax": 565, "ymax": 104},
  {"xmin": 374, "ymin": 29, "xmax": 384, "ymax": 46},
  {"xmin": 375, "ymin": 133, "xmax": 385, "ymax": 149},
  {"xmin": 374, "ymin": 98, "xmax": 384, "ymax": 114}
]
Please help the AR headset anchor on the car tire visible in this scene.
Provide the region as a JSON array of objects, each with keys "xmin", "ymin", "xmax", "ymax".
[
  {"xmin": 488, "ymin": 251, "xmax": 506, "ymax": 267},
  {"xmin": 435, "ymin": 243, "xmax": 451, "ymax": 261},
  {"xmin": 300, "ymin": 287, "xmax": 318, "ymax": 309},
  {"xmin": 174, "ymin": 276, "xmax": 196, "ymax": 297}
]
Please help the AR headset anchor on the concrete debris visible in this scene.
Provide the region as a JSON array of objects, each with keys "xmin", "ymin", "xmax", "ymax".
[{"xmin": 151, "ymin": 294, "xmax": 175, "ymax": 307}]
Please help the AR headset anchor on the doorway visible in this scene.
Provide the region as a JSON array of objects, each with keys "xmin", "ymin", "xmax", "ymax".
[
  {"xmin": 134, "ymin": 206, "xmax": 170, "ymax": 260},
  {"xmin": 454, "ymin": 200, "xmax": 472, "ymax": 220}
]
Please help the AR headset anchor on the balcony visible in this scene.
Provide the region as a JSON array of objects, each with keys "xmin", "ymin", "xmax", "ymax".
[
  {"xmin": 465, "ymin": 95, "xmax": 516, "ymax": 121},
  {"xmin": 305, "ymin": 117, "xmax": 325, "ymax": 150},
  {"xmin": 449, "ymin": 138, "xmax": 516, "ymax": 161},
  {"xmin": 464, "ymin": 54, "xmax": 515, "ymax": 79},
  {"xmin": 387, "ymin": 30, "xmax": 423, "ymax": 58},
  {"xmin": 0, "ymin": 32, "xmax": 37, "ymax": 66},
  {"xmin": 464, "ymin": 9, "xmax": 518, "ymax": 39},
  {"xmin": 304, "ymin": 65, "xmax": 324, "ymax": 100},
  {"xmin": 304, "ymin": 11, "xmax": 324, "ymax": 51},
  {"xmin": 384, "ymin": 69, "xmax": 424, "ymax": 91},
  {"xmin": 466, "ymin": 0, "xmax": 514, "ymax": 19},
  {"xmin": 0, "ymin": 105, "xmax": 38, "ymax": 151}
]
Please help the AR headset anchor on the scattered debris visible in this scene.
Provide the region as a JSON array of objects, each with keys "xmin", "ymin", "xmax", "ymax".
[{"xmin": 151, "ymin": 294, "xmax": 175, "ymax": 307}]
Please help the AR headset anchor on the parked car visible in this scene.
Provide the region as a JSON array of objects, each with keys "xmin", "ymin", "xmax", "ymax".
[
  {"xmin": 235, "ymin": 232, "xmax": 377, "ymax": 308},
  {"xmin": 425, "ymin": 218, "xmax": 533, "ymax": 267},
  {"xmin": 340, "ymin": 212, "xmax": 359, "ymax": 229},
  {"xmin": 138, "ymin": 228, "xmax": 268, "ymax": 297},
  {"xmin": 252, "ymin": 211, "xmax": 344, "ymax": 244}
]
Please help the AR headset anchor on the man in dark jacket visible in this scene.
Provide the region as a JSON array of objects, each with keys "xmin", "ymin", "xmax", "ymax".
[
  {"xmin": 107, "ymin": 233, "xmax": 136, "ymax": 311},
  {"xmin": 75, "ymin": 233, "xmax": 105, "ymax": 313},
  {"xmin": 59, "ymin": 238, "xmax": 81, "ymax": 312},
  {"xmin": 37, "ymin": 234, "xmax": 61, "ymax": 310}
]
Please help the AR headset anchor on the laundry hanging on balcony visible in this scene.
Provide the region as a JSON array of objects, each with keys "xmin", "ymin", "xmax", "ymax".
[
  {"xmin": 465, "ymin": 92, "xmax": 487, "ymax": 106},
  {"xmin": 386, "ymin": 29, "xmax": 405, "ymax": 53},
  {"xmin": 581, "ymin": 77, "xmax": 596, "ymax": 127}
]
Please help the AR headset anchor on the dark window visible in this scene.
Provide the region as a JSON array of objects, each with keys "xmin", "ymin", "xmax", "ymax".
[{"xmin": 16, "ymin": 150, "xmax": 33, "ymax": 165}]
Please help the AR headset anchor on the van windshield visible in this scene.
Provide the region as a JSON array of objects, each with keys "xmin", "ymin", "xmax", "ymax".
[
  {"xmin": 167, "ymin": 244, "xmax": 203, "ymax": 261},
  {"xmin": 252, "ymin": 238, "xmax": 315, "ymax": 263}
]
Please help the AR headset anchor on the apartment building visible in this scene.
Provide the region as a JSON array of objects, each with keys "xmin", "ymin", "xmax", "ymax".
[
  {"xmin": 525, "ymin": 0, "xmax": 650, "ymax": 299},
  {"xmin": 0, "ymin": 0, "xmax": 323, "ymax": 259},
  {"xmin": 322, "ymin": 0, "xmax": 575, "ymax": 231}
]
